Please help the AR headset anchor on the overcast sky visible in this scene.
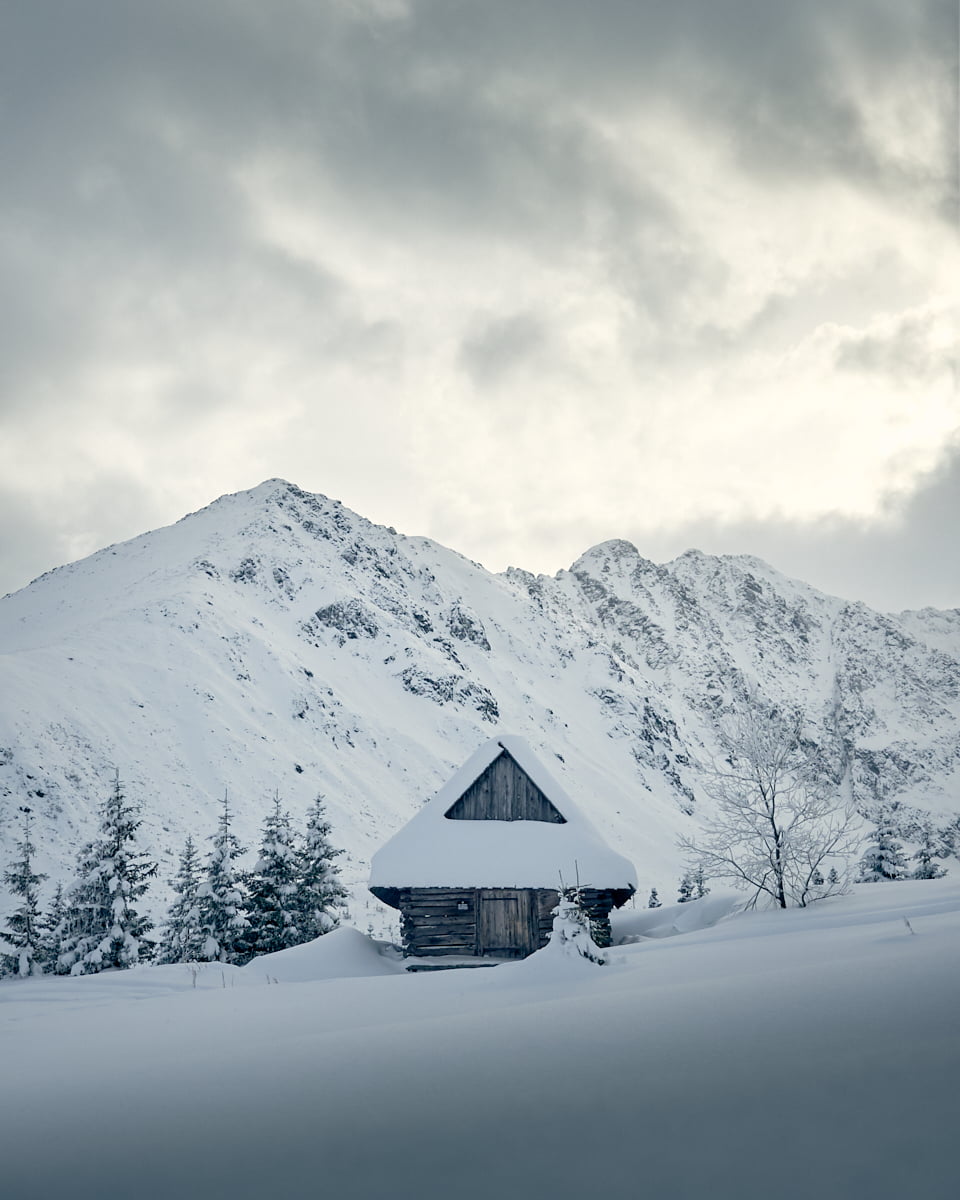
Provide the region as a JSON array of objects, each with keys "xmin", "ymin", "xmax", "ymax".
[{"xmin": 1, "ymin": 1, "xmax": 957, "ymax": 611}]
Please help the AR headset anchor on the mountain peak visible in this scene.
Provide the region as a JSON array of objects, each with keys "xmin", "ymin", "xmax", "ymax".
[
  {"xmin": 569, "ymin": 538, "xmax": 647, "ymax": 574},
  {"xmin": 1, "ymin": 484, "xmax": 958, "ymax": 928}
]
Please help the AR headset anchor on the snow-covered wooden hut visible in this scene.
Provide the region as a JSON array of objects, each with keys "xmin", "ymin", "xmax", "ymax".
[{"xmin": 369, "ymin": 736, "xmax": 637, "ymax": 960}]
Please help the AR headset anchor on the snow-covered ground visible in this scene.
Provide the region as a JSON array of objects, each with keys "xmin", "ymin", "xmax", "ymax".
[{"xmin": 2, "ymin": 879, "xmax": 957, "ymax": 1200}]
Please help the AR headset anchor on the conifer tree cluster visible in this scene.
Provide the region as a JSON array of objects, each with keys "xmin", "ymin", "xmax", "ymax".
[
  {"xmin": 854, "ymin": 800, "xmax": 951, "ymax": 884},
  {"xmin": 156, "ymin": 792, "xmax": 347, "ymax": 967},
  {"xmin": 1, "ymin": 778, "xmax": 348, "ymax": 980},
  {"xmin": 677, "ymin": 864, "xmax": 709, "ymax": 903}
]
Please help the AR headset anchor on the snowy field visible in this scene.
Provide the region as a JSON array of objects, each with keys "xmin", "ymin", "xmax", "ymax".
[{"xmin": 2, "ymin": 880, "xmax": 958, "ymax": 1200}]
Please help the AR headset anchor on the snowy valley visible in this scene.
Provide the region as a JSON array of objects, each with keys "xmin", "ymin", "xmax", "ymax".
[
  {"xmin": 1, "ymin": 479, "xmax": 958, "ymax": 926},
  {"xmin": 2, "ymin": 479, "xmax": 959, "ymax": 1199}
]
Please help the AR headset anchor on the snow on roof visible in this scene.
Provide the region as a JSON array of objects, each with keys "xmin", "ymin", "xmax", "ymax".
[{"xmin": 369, "ymin": 735, "xmax": 638, "ymax": 894}]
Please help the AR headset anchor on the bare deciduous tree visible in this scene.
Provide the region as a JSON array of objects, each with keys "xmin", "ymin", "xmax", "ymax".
[{"xmin": 681, "ymin": 704, "xmax": 860, "ymax": 909}]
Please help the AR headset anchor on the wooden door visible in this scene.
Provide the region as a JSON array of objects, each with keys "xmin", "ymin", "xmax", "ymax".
[{"xmin": 478, "ymin": 889, "xmax": 538, "ymax": 958}]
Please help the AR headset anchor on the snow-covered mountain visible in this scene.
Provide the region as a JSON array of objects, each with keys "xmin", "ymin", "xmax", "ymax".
[{"xmin": 1, "ymin": 479, "xmax": 958, "ymax": 923}]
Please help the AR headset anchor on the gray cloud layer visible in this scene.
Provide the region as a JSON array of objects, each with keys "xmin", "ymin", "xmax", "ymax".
[{"xmin": 1, "ymin": 1, "xmax": 957, "ymax": 606}]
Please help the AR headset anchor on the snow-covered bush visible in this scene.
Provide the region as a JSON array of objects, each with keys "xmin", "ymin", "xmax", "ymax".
[{"xmin": 545, "ymin": 891, "xmax": 606, "ymax": 965}]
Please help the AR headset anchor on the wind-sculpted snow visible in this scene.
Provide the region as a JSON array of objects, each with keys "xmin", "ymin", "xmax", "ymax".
[
  {"xmin": 1, "ymin": 879, "xmax": 958, "ymax": 1199},
  {"xmin": 0, "ymin": 479, "xmax": 958, "ymax": 928}
]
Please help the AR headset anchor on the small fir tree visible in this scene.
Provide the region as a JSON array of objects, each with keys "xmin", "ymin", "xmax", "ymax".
[
  {"xmin": 827, "ymin": 867, "xmax": 840, "ymax": 887},
  {"xmin": 37, "ymin": 881, "xmax": 68, "ymax": 974},
  {"xmin": 1, "ymin": 807, "xmax": 47, "ymax": 978},
  {"xmin": 296, "ymin": 795, "xmax": 348, "ymax": 941},
  {"xmin": 856, "ymin": 808, "xmax": 909, "ymax": 883},
  {"xmin": 678, "ymin": 865, "xmax": 709, "ymax": 903},
  {"xmin": 156, "ymin": 836, "xmax": 207, "ymax": 963},
  {"xmin": 244, "ymin": 796, "xmax": 303, "ymax": 959},
  {"xmin": 57, "ymin": 771, "xmax": 157, "ymax": 975},
  {"xmin": 197, "ymin": 794, "xmax": 249, "ymax": 964},
  {"xmin": 647, "ymin": 887, "xmax": 662, "ymax": 909},
  {"xmin": 545, "ymin": 890, "xmax": 606, "ymax": 965},
  {"xmin": 938, "ymin": 815, "xmax": 960, "ymax": 861},
  {"xmin": 912, "ymin": 818, "xmax": 948, "ymax": 880}
]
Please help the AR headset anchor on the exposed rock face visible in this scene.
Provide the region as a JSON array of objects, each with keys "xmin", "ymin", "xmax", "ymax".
[{"xmin": 1, "ymin": 479, "xmax": 958, "ymax": 915}]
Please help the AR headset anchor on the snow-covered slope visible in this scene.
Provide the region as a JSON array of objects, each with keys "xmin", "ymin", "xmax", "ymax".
[
  {"xmin": 2, "ymin": 879, "xmax": 958, "ymax": 1200},
  {"xmin": 1, "ymin": 480, "xmax": 958, "ymax": 921}
]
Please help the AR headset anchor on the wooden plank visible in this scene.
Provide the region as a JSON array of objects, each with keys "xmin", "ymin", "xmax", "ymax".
[
  {"xmin": 405, "ymin": 925, "xmax": 475, "ymax": 936},
  {"xmin": 403, "ymin": 916, "xmax": 476, "ymax": 926},
  {"xmin": 404, "ymin": 913, "xmax": 475, "ymax": 923},
  {"xmin": 408, "ymin": 937, "xmax": 477, "ymax": 947},
  {"xmin": 409, "ymin": 935, "xmax": 476, "ymax": 945},
  {"xmin": 405, "ymin": 923, "xmax": 475, "ymax": 932},
  {"xmin": 408, "ymin": 947, "xmax": 476, "ymax": 957},
  {"xmin": 404, "ymin": 907, "xmax": 476, "ymax": 917},
  {"xmin": 400, "ymin": 888, "xmax": 473, "ymax": 896}
]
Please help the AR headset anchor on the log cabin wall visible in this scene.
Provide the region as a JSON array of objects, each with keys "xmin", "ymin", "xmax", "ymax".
[
  {"xmin": 574, "ymin": 887, "xmax": 617, "ymax": 948},
  {"xmin": 399, "ymin": 887, "xmax": 478, "ymax": 957},
  {"xmin": 399, "ymin": 886, "xmax": 619, "ymax": 957}
]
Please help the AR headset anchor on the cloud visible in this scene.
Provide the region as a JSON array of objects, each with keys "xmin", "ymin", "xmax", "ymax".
[
  {"xmin": 0, "ymin": 2, "xmax": 957, "ymax": 606},
  {"xmin": 833, "ymin": 304, "xmax": 957, "ymax": 384},
  {"xmin": 616, "ymin": 442, "xmax": 960, "ymax": 613},
  {"xmin": 458, "ymin": 313, "xmax": 548, "ymax": 387}
]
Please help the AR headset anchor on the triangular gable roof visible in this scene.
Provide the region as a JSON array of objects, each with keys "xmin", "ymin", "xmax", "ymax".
[
  {"xmin": 444, "ymin": 746, "xmax": 566, "ymax": 822},
  {"xmin": 369, "ymin": 735, "xmax": 637, "ymax": 901}
]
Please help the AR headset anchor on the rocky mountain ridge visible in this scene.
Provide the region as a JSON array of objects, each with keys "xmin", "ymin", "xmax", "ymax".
[{"xmin": 1, "ymin": 480, "xmax": 958, "ymax": 927}]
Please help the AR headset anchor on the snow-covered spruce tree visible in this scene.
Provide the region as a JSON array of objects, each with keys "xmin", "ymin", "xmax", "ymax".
[
  {"xmin": 57, "ymin": 771, "xmax": 157, "ymax": 975},
  {"xmin": 197, "ymin": 795, "xmax": 249, "ymax": 964},
  {"xmin": 296, "ymin": 794, "xmax": 347, "ymax": 941},
  {"xmin": 677, "ymin": 871, "xmax": 694, "ymax": 903},
  {"xmin": 856, "ymin": 807, "xmax": 909, "ymax": 883},
  {"xmin": 55, "ymin": 841, "xmax": 99, "ymax": 974},
  {"xmin": 156, "ymin": 836, "xmax": 206, "ymax": 963},
  {"xmin": 1, "ymin": 807, "xmax": 47, "ymax": 978},
  {"xmin": 911, "ymin": 817, "xmax": 948, "ymax": 880},
  {"xmin": 647, "ymin": 887, "xmax": 662, "ymax": 909},
  {"xmin": 37, "ymin": 881, "xmax": 67, "ymax": 974},
  {"xmin": 244, "ymin": 796, "xmax": 303, "ymax": 960},
  {"xmin": 939, "ymin": 815, "xmax": 960, "ymax": 862},
  {"xmin": 680, "ymin": 702, "xmax": 858, "ymax": 909}
]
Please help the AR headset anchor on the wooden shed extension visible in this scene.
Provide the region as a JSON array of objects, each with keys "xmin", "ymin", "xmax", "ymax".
[{"xmin": 369, "ymin": 736, "xmax": 637, "ymax": 961}]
